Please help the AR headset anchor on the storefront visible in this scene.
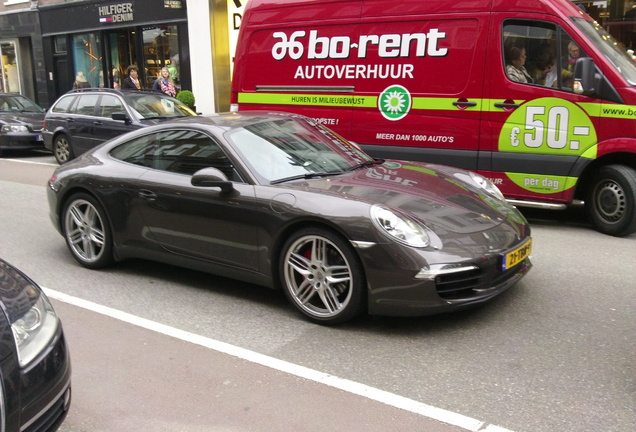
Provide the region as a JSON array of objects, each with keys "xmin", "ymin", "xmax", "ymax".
[
  {"xmin": 0, "ymin": 5, "xmax": 44, "ymax": 104},
  {"xmin": 39, "ymin": 0, "xmax": 190, "ymax": 106}
]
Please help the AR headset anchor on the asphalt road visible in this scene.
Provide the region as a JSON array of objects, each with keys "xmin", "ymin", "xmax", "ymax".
[{"xmin": 0, "ymin": 151, "xmax": 634, "ymax": 432}]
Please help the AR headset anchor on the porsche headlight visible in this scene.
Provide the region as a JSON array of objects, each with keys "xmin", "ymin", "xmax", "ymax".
[
  {"xmin": 11, "ymin": 288, "xmax": 59, "ymax": 367},
  {"xmin": 371, "ymin": 205, "xmax": 429, "ymax": 247},
  {"xmin": 1, "ymin": 124, "xmax": 29, "ymax": 133},
  {"xmin": 469, "ymin": 172, "xmax": 505, "ymax": 201}
]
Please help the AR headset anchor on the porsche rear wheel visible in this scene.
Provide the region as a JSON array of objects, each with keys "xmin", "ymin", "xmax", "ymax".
[
  {"xmin": 62, "ymin": 193, "xmax": 114, "ymax": 268},
  {"xmin": 280, "ymin": 227, "xmax": 365, "ymax": 325}
]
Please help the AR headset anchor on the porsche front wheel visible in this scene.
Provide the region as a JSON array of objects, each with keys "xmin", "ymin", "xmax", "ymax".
[{"xmin": 280, "ymin": 228, "xmax": 366, "ymax": 325}]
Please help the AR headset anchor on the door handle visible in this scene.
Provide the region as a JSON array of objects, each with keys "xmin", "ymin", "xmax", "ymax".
[
  {"xmin": 452, "ymin": 100, "xmax": 477, "ymax": 108},
  {"xmin": 138, "ymin": 189, "xmax": 157, "ymax": 200},
  {"xmin": 494, "ymin": 102, "xmax": 520, "ymax": 109},
  {"xmin": 93, "ymin": 121, "xmax": 103, "ymax": 126}
]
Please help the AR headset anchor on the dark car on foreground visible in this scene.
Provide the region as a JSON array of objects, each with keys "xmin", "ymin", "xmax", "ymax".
[
  {"xmin": 0, "ymin": 258, "xmax": 71, "ymax": 431},
  {"xmin": 42, "ymin": 88, "xmax": 196, "ymax": 164},
  {"xmin": 0, "ymin": 93, "xmax": 46, "ymax": 156},
  {"xmin": 47, "ymin": 112, "xmax": 532, "ymax": 325}
]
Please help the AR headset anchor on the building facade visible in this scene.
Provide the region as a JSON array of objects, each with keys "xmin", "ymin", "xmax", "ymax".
[{"xmin": 1, "ymin": 0, "xmax": 634, "ymax": 113}]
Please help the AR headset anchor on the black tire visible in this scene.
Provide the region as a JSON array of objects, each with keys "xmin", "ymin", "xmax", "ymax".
[
  {"xmin": 279, "ymin": 227, "xmax": 366, "ymax": 325},
  {"xmin": 586, "ymin": 165, "xmax": 636, "ymax": 237},
  {"xmin": 62, "ymin": 193, "xmax": 114, "ymax": 269},
  {"xmin": 53, "ymin": 134, "xmax": 74, "ymax": 164}
]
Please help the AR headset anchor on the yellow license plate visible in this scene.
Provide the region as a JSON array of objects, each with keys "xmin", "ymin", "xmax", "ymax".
[{"xmin": 501, "ymin": 238, "xmax": 532, "ymax": 271}]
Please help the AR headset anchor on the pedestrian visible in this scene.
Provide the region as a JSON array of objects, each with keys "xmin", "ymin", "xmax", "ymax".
[
  {"xmin": 122, "ymin": 65, "xmax": 142, "ymax": 90},
  {"xmin": 152, "ymin": 67, "xmax": 177, "ymax": 97},
  {"xmin": 73, "ymin": 72, "xmax": 90, "ymax": 89}
]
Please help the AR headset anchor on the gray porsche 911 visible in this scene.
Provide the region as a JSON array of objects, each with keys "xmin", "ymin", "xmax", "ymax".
[{"xmin": 47, "ymin": 112, "xmax": 532, "ymax": 324}]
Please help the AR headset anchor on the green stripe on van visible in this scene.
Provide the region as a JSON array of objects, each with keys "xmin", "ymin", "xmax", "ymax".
[{"xmin": 238, "ymin": 92, "xmax": 376, "ymax": 108}]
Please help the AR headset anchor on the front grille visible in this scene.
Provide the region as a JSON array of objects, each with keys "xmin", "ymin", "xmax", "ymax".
[
  {"xmin": 435, "ymin": 267, "xmax": 484, "ymax": 300},
  {"xmin": 24, "ymin": 388, "xmax": 70, "ymax": 432},
  {"xmin": 435, "ymin": 259, "xmax": 528, "ymax": 301}
]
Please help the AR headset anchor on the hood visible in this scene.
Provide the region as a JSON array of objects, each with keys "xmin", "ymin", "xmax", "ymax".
[
  {"xmin": 0, "ymin": 111, "xmax": 45, "ymax": 131},
  {"xmin": 283, "ymin": 160, "xmax": 527, "ymax": 236}
]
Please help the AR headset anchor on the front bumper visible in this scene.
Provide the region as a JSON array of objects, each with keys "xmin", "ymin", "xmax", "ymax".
[
  {"xmin": 362, "ymin": 236, "xmax": 533, "ymax": 317},
  {"xmin": 0, "ymin": 132, "xmax": 46, "ymax": 151}
]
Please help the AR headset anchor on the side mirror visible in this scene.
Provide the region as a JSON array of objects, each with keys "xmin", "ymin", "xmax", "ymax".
[
  {"xmin": 112, "ymin": 112, "xmax": 131, "ymax": 124},
  {"xmin": 191, "ymin": 167, "xmax": 234, "ymax": 193},
  {"xmin": 573, "ymin": 57, "xmax": 596, "ymax": 95}
]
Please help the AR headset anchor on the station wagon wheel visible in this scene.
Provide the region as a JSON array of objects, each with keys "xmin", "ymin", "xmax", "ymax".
[
  {"xmin": 62, "ymin": 193, "xmax": 114, "ymax": 269},
  {"xmin": 280, "ymin": 227, "xmax": 366, "ymax": 325},
  {"xmin": 54, "ymin": 134, "xmax": 74, "ymax": 164},
  {"xmin": 586, "ymin": 165, "xmax": 636, "ymax": 237}
]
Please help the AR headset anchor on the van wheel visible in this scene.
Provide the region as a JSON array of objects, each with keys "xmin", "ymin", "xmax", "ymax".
[
  {"xmin": 280, "ymin": 227, "xmax": 366, "ymax": 325},
  {"xmin": 54, "ymin": 134, "xmax": 74, "ymax": 164},
  {"xmin": 586, "ymin": 165, "xmax": 636, "ymax": 237}
]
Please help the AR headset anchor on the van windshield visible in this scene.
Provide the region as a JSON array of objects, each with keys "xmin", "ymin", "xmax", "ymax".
[{"xmin": 573, "ymin": 18, "xmax": 636, "ymax": 86}]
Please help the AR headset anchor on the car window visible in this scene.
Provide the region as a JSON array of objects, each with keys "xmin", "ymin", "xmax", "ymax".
[
  {"xmin": 73, "ymin": 95, "xmax": 99, "ymax": 116},
  {"xmin": 98, "ymin": 95, "xmax": 125, "ymax": 119},
  {"xmin": 503, "ymin": 20, "xmax": 585, "ymax": 91},
  {"xmin": 0, "ymin": 95, "xmax": 43, "ymax": 113},
  {"xmin": 122, "ymin": 93, "xmax": 196, "ymax": 119},
  {"xmin": 110, "ymin": 130, "xmax": 242, "ymax": 180},
  {"xmin": 51, "ymin": 95, "xmax": 75, "ymax": 113}
]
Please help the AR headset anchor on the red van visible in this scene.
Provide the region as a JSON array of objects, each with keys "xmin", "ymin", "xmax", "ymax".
[{"xmin": 231, "ymin": 0, "xmax": 636, "ymax": 236}]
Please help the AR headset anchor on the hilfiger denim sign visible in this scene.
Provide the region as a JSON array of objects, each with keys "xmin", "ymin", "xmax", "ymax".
[{"xmin": 98, "ymin": 2, "xmax": 134, "ymax": 23}]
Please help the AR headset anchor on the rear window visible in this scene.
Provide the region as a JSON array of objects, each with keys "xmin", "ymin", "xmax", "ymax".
[{"xmin": 51, "ymin": 95, "xmax": 75, "ymax": 113}]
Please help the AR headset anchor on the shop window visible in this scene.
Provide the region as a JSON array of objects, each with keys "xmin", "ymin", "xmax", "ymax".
[
  {"xmin": 142, "ymin": 25, "xmax": 180, "ymax": 90},
  {"xmin": 0, "ymin": 41, "xmax": 20, "ymax": 93},
  {"xmin": 72, "ymin": 33, "xmax": 104, "ymax": 89},
  {"xmin": 54, "ymin": 36, "xmax": 67, "ymax": 54}
]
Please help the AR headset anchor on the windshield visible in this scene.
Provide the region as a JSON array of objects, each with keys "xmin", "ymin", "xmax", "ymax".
[
  {"xmin": 122, "ymin": 93, "xmax": 196, "ymax": 120},
  {"xmin": 226, "ymin": 117, "xmax": 372, "ymax": 184},
  {"xmin": 573, "ymin": 17, "xmax": 636, "ymax": 85},
  {"xmin": 0, "ymin": 95, "xmax": 44, "ymax": 113}
]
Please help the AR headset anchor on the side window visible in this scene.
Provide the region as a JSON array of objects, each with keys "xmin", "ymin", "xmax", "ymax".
[
  {"xmin": 502, "ymin": 20, "xmax": 586, "ymax": 91},
  {"xmin": 74, "ymin": 95, "xmax": 99, "ymax": 116},
  {"xmin": 51, "ymin": 95, "xmax": 75, "ymax": 113},
  {"xmin": 110, "ymin": 130, "xmax": 243, "ymax": 181},
  {"xmin": 98, "ymin": 95, "xmax": 125, "ymax": 118}
]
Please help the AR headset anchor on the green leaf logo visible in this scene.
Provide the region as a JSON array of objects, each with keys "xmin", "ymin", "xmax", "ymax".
[{"xmin": 378, "ymin": 85, "xmax": 411, "ymax": 121}]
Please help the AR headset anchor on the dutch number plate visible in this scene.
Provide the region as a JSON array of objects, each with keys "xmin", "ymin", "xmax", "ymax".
[{"xmin": 501, "ymin": 238, "xmax": 532, "ymax": 271}]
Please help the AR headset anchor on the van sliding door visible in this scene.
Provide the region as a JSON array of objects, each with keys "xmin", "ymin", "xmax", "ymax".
[{"xmin": 350, "ymin": 10, "xmax": 489, "ymax": 170}]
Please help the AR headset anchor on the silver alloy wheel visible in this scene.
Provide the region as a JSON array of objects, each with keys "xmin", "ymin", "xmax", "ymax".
[
  {"xmin": 64, "ymin": 199, "xmax": 107, "ymax": 264},
  {"xmin": 283, "ymin": 234, "xmax": 354, "ymax": 319},
  {"xmin": 54, "ymin": 135, "xmax": 71, "ymax": 164}
]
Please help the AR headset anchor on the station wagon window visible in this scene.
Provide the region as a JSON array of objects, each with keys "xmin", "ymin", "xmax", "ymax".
[
  {"xmin": 98, "ymin": 95, "xmax": 125, "ymax": 118},
  {"xmin": 110, "ymin": 130, "xmax": 242, "ymax": 180},
  {"xmin": 503, "ymin": 20, "xmax": 587, "ymax": 91},
  {"xmin": 74, "ymin": 94, "xmax": 99, "ymax": 116},
  {"xmin": 51, "ymin": 95, "xmax": 75, "ymax": 113}
]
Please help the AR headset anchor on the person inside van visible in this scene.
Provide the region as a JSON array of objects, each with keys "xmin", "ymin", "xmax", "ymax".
[
  {"xmin": 505, "ymin": 43, "xmax": 534, "ymax": 83},
  {"xmin": 567, "ymin": 42, "xmax": 581, "ymax": 71},
  {"xmin": 530, "ymin": 43, "xmax": 573, "ymax": 88}
]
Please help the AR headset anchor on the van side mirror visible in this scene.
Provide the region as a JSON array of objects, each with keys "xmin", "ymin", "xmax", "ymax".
[
  {"xmin": 112, "ymin": 112, "xmax": 132, "ymax": 124},
  {"xmin": 191, "ymin": 167, "xmax": 234, "ymax": 193},
  {"xmin": 573, "ymin": 57, "xmax": 596, "ymax": 95}
]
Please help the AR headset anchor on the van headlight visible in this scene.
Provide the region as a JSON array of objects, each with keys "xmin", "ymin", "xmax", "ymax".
[
  {"xmin": 11, "ymin": 287, "xmax": 59, "ymax": 367},
  {"xmin": 371, "ymin": 205, "xmax": 430, "ymax": 247},
  {"xmin": 469, "ymin": 172, "xmax": 505, "ymax": 201},
  {"xmin": 1, "ymin": 124, "xmax": 29, "ymax": 133}
]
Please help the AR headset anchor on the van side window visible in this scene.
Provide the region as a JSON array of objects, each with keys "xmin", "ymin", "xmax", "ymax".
[{"xmin": 503, "ymin": 20, "xmax": 586, "ymax": 91}]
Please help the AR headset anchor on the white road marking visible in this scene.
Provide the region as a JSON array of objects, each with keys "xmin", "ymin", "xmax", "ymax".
[
  {"xmin": 1, "ymin": 158, "xmax": 57, "ymax": 167},
  {"xmin": 43, "ymin": 287, "xmax": 515, "ymax": 432}
]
